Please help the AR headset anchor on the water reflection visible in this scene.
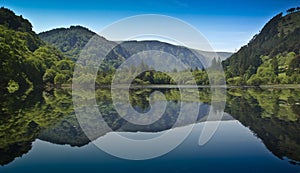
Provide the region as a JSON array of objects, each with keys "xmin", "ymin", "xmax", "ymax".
[
  {"xmin": 0, "ymin": 89, "xmax": 75, "ymax": 165},
  {"xmin": 0, "ymin": 87, "xmax": 300, "ymax": 166},
  {"xmin": 226, "ymin": 88, "xmax": 300, "ymax": 164}
]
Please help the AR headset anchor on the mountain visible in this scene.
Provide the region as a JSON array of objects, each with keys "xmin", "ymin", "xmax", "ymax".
[
  {"xmin": 113, "ymin": 40, "xmax": 207, "ymax": 69},
  {"xmin": 39, "ymin": 26, "xmax": 103, "ymax": 60},
  {"xmin": 196, "ymin": 51, "xmax": 232, "ymax": 62},
  {"xmin": 193, "ymin": 50, "xmax": 232, "ymax": 66},
  {"xmin": 39, "ymin": 26, "xmax": 232, "ymax": 69},
  {"xmin": 39, "ymin": 26, "xmax": 231, "ymax": 86},
  {"xmin": 223, "ymin": 10, "xmax": 300, "ymax": 85}
]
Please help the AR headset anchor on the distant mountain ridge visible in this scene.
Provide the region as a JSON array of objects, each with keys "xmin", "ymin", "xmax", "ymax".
[{"xmin": 39, "ymin": 26, "xmax": 232, "ymax": 69}]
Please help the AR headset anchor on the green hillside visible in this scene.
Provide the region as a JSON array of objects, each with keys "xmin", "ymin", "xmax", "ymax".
[
  {"xmin": 0, "ymin": 7, "xmax": 74, "ymax": 93},
  {"xmin": 223, "ymin": 10, "xmax": 300, "ymax": 85},
  {"xmin": 39, "ymin": 26, "xmax": 98, "ymax": 60},
  {"xmin": 39, "ymin": 27, "xmax": 231, "ymax": 86},
  {"xmin": 39, "ymin": 26, "xmax": 232, "ymax": 69}
]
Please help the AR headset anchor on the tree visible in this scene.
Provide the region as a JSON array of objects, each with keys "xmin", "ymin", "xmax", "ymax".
[
  {"xmin": 211, "ymin": 57, "xmax": 218, "ymax": 68},
  {"xmin": 271, "ymin": 58, "xmax": 279, "ymax": 76},
  {"xmin": 43, "ymin": 69, "xmax": 57, "ymax": 83},
  {"xmin": 7, "ymin": 80, "xmax": 19, "ymax": 93},
  {"xmin": 247, "ymin": 75, "xmax": 262, "ymax": 86},
  {"xmin": 243, "ymin": 65, "xmax": 256, "ymax": 81},
  {"xmin": 227, "ymin": 77, "xmax": 244, "ymax": 86},
  {"xmin": 56, "ymin": 60, "xmax": 73, "ymax": 71},
  {"xmin": 287, "ymin": 8, "xmax": 296, "ymax": 13},
  {"xmin": 287, "ymin": 55, "xmax": 300, "ymax": 76},
  {"xmin": 54, "ymin": 74, "xmax": 66, "ymax": 86}
]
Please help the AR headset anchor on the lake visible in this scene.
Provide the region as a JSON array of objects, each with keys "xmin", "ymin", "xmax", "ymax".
[{"xmin": 1, "ymin": 87, "xmax": 300, "ymax": 173}]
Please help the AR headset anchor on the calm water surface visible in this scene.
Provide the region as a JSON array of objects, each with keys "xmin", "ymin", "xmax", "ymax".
[{"xmin": 1, "ymin": 88, "xmax": 300, "ymax": 173}]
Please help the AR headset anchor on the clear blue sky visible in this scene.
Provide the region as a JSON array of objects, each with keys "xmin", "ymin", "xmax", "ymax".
[{"xmin": 2, "ymin": 0, "xmax": 299, "ymax": 52}]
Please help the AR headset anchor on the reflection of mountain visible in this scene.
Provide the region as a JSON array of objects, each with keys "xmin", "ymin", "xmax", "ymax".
[
  {"xmin": 226, "ymin": 88, "xmax": 300, "ymax": 164},
  {"xmin": 38, "ymin": 116, "xmax": 90, "ymax": 147},
  {"xmin": 37, "ymin": 103, "xmax": 231, "ymax": 147},
  {"xmin": 38, "ymin": 88, "xmax": 232, "ymax": 146},
  {"xmin": 1, "ymin": 88, "xmax": 300, "ymax": 166}
]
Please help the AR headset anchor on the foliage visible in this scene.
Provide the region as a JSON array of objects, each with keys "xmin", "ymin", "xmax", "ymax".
[
  {"xmin": 227, "ymin": 76, "xmax": 244, "ymax": 86},
  {"xmin": 54, "ymin": 74, "xmax": 67, "ymax": 86},
  {"xmin": 226, "ymin": 52, "xmax": 300, "ymax": 85},
  {"xmin": 0, "ymin": 7, "xmax": 74, "ymax": 93},
  {"xmin": 39, "ymin": 26, "xmax": 97, "ymax": 60},
  {"xmin": 223, "ymin": 11, "xmax": 300, "ymax": 85},
  {"xmin": 0, "ymin": 89, "xmax": 74, "ymax": 165},
  {"xmin": 0, "ymin": 7, "xmax": 32, "ymax": 33},
  {"xmin": 6, "ymin": 80, "xmax": 19, "ymax": 93}
]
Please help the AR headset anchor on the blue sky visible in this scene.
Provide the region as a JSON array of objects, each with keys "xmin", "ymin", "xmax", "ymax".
[{"xmin": 2, "ymin": 0, "xmax": 300, "ymax": 52}]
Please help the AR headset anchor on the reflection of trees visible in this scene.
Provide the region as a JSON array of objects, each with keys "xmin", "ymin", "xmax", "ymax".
[
  {"xmin": 0, "ymin": 89, "xmax": 74, "ymax": 165},
  {"xmin": 226, "ymin": 88, "xmax": 300, "ymax": 163},
  {"xmin": 87, "ymin": 88, "xmax": 183, "ymax": 133},
  {"xmin": 3, "ymin": 87, "xmax": 299, "ymax": 166},
  {"xmin": 74, "ymin": 88, "xmax": 212, "ymax": 139},
  {"xmin": 0, "ymin": 87, "xmax": 197, "ymax": 165},
  {"xmin": 0, "ymin": 87, "xmax": 225, "ymax": 166}
]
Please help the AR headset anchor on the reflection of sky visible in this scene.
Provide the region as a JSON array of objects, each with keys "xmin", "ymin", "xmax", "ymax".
[
  {"xmin": 2, "ymin": 0, "xmax": 299, "ymax": 51},
  {"xmin": 1, "ymin": 120, "xmax": 299, "ymax": 173}
]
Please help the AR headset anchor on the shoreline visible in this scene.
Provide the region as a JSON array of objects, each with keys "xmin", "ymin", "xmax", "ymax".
[{"xmin": 58, "ymin": 84, "xmax": 300, "ymax": 89}]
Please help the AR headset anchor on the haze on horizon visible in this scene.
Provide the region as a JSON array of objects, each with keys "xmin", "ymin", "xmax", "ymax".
[{"xmin": 2, "ymin": 0, "xmax": 299, "ymax": 52}]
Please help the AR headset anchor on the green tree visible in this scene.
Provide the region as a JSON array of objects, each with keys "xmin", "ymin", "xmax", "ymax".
[
  {"xmin": 247, "ymin": 75, "xmax": 262, "ymax": 86},
  {"xmin": 287, "ymin": 55, "xmax": 300, "ymax": 76},
  {"xmin": 271, "ymin": 58, "xmax": 279, "ymax": 76},
  {"xmin": 54, "ymin": 74, "xmax": 67, "ymax": 86},
  {"xmin": 43, "ymin": 69, "xmax": 57, "ymax": 84}
]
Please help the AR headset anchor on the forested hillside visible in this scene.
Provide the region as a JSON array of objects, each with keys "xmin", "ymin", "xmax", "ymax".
[
  {"xmin": 0, "ymin": 7, "xmax": 74, "ymax": 93},
  {"xmin": 223, "ymin": 9, "xmax": 300, "ymax": 85},
  {"xmin": 39, "ymin": 28, "xmax": 231, "ymax": 86},
  {"xmin": 39, "ymin": 26, "xmax": 97, "ymax": 60},
  {"xmin": 40, "ymin": 27, "xmax": 232, "ymax": 69}
]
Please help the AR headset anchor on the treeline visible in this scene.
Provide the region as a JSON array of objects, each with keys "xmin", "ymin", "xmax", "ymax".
[
  {"xmin": 72, "ymin": 58, "xmax": 225, "ymax": 88},
  {"xmin": 286, "ymin": 7, "xmax": 300, "ymax": 13},
  {"xmin": 227, "ymin": 52, "xmax": 300, "ymax": 85}
]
